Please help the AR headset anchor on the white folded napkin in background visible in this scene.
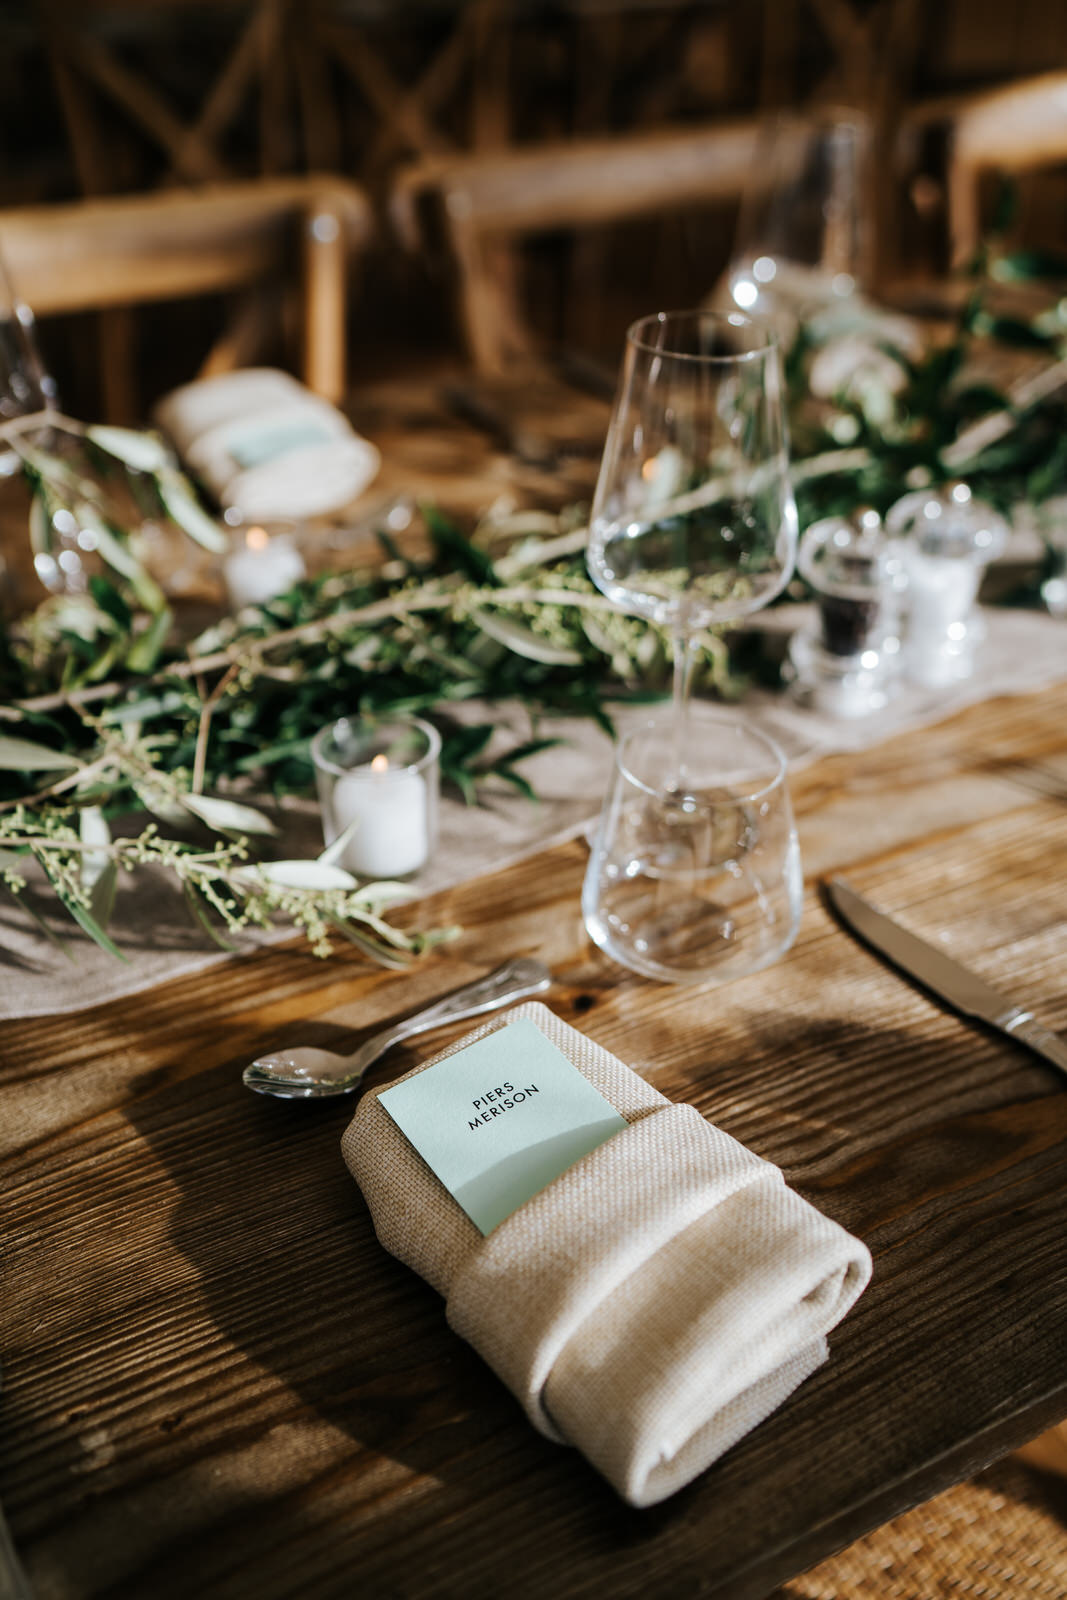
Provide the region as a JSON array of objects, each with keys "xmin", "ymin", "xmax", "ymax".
[
  {"xmin": 154, "ymin": 367, "xmax": 380, "ymax": 519},
  {"xmin": 342, "ymin": 1001, "xmax": 872, "ymax": 1507}
]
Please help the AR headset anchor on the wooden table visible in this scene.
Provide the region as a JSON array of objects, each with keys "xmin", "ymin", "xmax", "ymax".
[
  {"xmin": 2, "ymin": 365, "xmax": 1066, "ymax": 1595},
  {"xmin": 3, "ymin": 671, "xmax": 1066, "ymax": 1599}
]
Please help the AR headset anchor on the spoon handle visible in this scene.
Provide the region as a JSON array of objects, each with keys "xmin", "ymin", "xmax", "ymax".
[
  {"xmin": 242, "ymin": 959, "xmax": 553, "ymax": 1099},
  {"xmin": 378, "ymin": 958, "xmax": 551, "ymax": 1054}
]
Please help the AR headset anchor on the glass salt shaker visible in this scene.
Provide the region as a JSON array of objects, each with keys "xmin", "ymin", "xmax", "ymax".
[
  {"xmin": 787, "ymin": 507, "xmax": 904, "ymax": 717},
  {"xmin": 885, "ymin": 483, "xmax": 1008, "ymax": 688}
]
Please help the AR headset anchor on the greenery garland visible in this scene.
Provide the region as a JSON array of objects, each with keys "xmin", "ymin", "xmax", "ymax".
[
  {"xmin": 0, "ymin": 499, "xmax": 730, "ymax": 961},
  {"xmin": 1, "ymin": 244, "xmax": 1065, "ymax": 965}
]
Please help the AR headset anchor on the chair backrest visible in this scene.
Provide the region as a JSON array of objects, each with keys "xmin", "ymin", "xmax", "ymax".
[
  {"xmin": 0, "ymin": 176, "xmax": 375, "ymax": 409},
  {"xmin": 391, "ymin": 120, "xmax": 761, "ymax": 374},
  {"xmin": 948, "ymin": 72, "xmax": 1067, "ymax": 264}
]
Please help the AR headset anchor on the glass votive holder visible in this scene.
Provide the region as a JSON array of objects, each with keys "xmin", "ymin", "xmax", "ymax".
[
  {"xmin": 310, "ymin": 716, "xmax": 441, "ymax": 881},
  {"xmin": 885, "ymin": 483, "xmax": 1008, "ymax": 687},
  {"xmin": 787, "ymin": 508, "xmax": 905, "ymax": 717},
  {"xmin": 582, "ymin": 706, "xmax": 802, "ymax": 985},
  {"xmin": 221, "ymin": 515, "xmax": 307, "ymax": 611}
]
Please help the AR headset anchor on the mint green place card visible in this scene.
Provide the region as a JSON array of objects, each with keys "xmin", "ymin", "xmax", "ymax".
[
  {"xmin": 377, "ymin": 1017, "xmax": 628, "ymax": 1235},
  {"xmin": 228, "ymin": 419, "xmax": 334, "ymax": 468}
]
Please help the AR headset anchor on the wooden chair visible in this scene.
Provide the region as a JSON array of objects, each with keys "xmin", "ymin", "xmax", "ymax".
[
  {"xmin": 0, "ymin": 176, "xmax": 375, "ymax": 416},
  {"xmin": 948, "ymin": 72, "xmax": 1067, "ymax": 265},
  {"xmin": 390, "ymin": 120, "xmax": 761, "ymax": 375}
]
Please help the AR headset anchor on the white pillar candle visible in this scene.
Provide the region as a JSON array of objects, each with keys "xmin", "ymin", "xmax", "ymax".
[
  {"xmin": 332, "ymin": 754, "xmax": 429, "ymax": 879},
  {"xmin": 223, "ymin": 524, "xmax": 306, "ymax": 609}
]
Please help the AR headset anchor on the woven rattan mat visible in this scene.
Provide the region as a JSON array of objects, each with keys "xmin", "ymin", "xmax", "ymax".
[{"xmin": 772, "ymin": 1458, "xmax": 1067, "ymax": 1599}]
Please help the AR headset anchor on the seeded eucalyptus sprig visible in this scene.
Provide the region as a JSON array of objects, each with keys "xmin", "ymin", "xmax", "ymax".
[
  {"xmin": 0, "ymin": 504, "xmax": 735, "ymax": 961},
  {"xmin": 0, "ymin": 795, "xmax": 448, "ymax": 965}
]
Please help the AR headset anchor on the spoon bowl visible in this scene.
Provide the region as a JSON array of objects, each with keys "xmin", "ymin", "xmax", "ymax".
[{"xmin": 242, "ymin": 957, "xmax": 552, "ymax": 1099}]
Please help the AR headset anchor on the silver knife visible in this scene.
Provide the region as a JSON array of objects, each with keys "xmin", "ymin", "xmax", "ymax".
[{"xmin": 826, "ymin": 878, "xmax": 1067, "ymax": 1081}]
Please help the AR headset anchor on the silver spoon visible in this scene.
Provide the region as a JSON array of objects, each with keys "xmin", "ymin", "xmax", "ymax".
[{"xmin": 242, "ymin": 957, "xmax": 552, "ymax": 1099}]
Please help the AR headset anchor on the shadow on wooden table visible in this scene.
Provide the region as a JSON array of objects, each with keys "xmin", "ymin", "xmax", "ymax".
[{"xmin": 107, "ymin": 1006, "xmax": 932, "ymax": 1598}]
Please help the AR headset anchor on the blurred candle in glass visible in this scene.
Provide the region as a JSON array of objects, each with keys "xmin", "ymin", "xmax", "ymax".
[{"xmin": 223, "ymin": 522, "xmax": 306, "ymax": 610}]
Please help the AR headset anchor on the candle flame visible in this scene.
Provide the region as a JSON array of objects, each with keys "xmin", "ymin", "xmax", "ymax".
[
  {"xmin": 371, "ymin": 753, "xmax": 389, "ymax": 774},
  {"xmin": 246, "ymin": 525, "xmax": 269, "ymax": 551}
]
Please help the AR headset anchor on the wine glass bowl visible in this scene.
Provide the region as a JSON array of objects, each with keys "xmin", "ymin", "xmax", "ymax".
[
  {"xmin": 587, "ymin": 310, "xmax": 797, "ymax": 788},
  {"xmin": 587, "ymin": 310, "xmax": 797, "ymax": 637}
]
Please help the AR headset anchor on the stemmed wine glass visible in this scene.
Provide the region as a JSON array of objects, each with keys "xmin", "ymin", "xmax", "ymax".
[{"xmin": 586, "ymin": 310, "xmax": 797, "ymax": 780}]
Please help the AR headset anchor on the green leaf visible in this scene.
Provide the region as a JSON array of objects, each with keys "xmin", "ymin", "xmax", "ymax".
[
  {"xmin": 1027, "ymin": 434, "xmax": 1067, "ymax": 503},
  {"xmin": 156, "ymin": 473, "xmax": 228, "ymax": 553},
  {"xmin": 441, "ymin": 723, "xmax": 494, "ymax": 761},
  {"xmin": 240, "ymin": 859, "xmax": 360, "ymax": 891},
  {"xmin": 232, "ymin": 737, "xmax": 312, "ymax": 773},
  {"xmin": 496, "ymin": 737, "xmax": 562, "ymax": 766},
  {"xmin": 88, "ymin": 859, "xmax": 118, "ymax": 930},
  {"xmin": 326, "ymin": 915, "xmax": 415, "ymax": 969},
  {"xmin": 181, "ymin": 792, "xmax": 278, "ymax": 836},
  {"xmin": 101, "ymin": 689, "xmax": 190, "ymax": 724},
  {"xmin": 38, "ymin": 862, "xmax": 127, "ymax": 960},
  {"xmin": 29, "ymin": 491, "xmax": 52, "ymax": 557},
  {"xmin": 125, "ymin": 605, "xmax": 173, "ymax": 674},
  {"xmin": 423, "ymin": 505, "xmax": 499, "ymax": 585},
  {"xmin": 65, "ymin": 897, "xmax": 127, "ymax": 959},
  {"xmin": 990, "ymin": 249, "xmax": 1067, "ymax": 282},
  {"xmin": 494, "ymin": 768, "xmax": 537, "ymax": 801},
  {"xmin": 84, "ymin": 633, "xmax": 127, "ymax": 685},
  {"xmin": 317, "ymin": 814, "xmax": 361, "ymax": 868},
  {"xmin": 3, "ymin": 881, "xmax": 73, "ymax": 957},
  {"xmin": 80, "ymin": 511, "xmax": 167, "ymax": 613},
  {"xmin": 183, "ymin": 882, "xmax": 239, "ymax": 951},
  {"xmin": 471, "ymin": 608, "xmax": 584, "ymax": 665},
  {"xmin": 0, "ymin": 734, "xmax": 80, "ymax": 771},
  {"xmin": 352, "ymin": 880, "xmax": 417, "ymax": 911},
  {"xmin": 89, "ymin": 574, "xmax": 133, "ymax": 631},
  {"xmin": 87, "ymin": 425, "xmax": 170, "ymax": 473},
  {"xmin": 951, "ymin": 384, "xmax": 1010, "ymax": 419},
  {"xmin": 376, "ymin": 528, "xmax": 405, "ymax": 566},
  {"xmin": 978, "ymin": 316, "xmax": 1055, "ymax": 351}
]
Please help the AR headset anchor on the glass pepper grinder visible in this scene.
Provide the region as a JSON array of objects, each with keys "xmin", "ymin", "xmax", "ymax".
[
  {"xmin": 885, "ymin": 483, "xmax": 1008, "ymax": 688},
  {"xmin": 787, "ymin": 507, "xmax": 905, "ymax": 717}
]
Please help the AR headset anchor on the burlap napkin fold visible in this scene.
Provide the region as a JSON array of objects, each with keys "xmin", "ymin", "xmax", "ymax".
[{"xmin": 342, "ymin": 1001, "xmax": 871, "ymax": 1507}]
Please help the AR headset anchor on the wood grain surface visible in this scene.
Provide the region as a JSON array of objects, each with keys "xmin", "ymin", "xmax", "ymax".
[{"xmin": 2, "ymin": 682, "xmax": 1066, "ymax": 1600}]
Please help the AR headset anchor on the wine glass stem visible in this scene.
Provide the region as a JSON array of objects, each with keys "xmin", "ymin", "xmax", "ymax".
[{"xmin": 672, "ymin": 629, "xmax": 696, "ymax": 788}]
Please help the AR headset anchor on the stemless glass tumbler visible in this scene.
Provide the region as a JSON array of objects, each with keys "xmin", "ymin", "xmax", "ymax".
[{"xmin": 582, "ymin": 707, "xmax": 802, "ymax": 985}]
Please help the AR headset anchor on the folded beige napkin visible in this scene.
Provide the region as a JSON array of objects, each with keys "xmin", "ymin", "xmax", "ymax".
[
  {"xmin": 342, "ymin": 1001, "xmax": 871, "ymax": 1507},
  {"xmin": 154, "ymin": 367, "xmax": 380, "ymax": 519}
]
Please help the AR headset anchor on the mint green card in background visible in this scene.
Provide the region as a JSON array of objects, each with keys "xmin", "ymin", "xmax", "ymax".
[{"xmin": 377, "ymin": 1017, "xmax": 628, "ymax": 1234}]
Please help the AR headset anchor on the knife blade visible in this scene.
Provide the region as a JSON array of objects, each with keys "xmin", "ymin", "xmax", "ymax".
[{"xmin": 826, "ymin": 878, "xmax": 1067, "ymax": 1082}]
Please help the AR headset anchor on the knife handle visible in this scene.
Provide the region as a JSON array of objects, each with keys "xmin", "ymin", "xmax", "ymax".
[{"xmin": 1001, "ymin": 1009, "xmax": 1067, "ymax": 1081}]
